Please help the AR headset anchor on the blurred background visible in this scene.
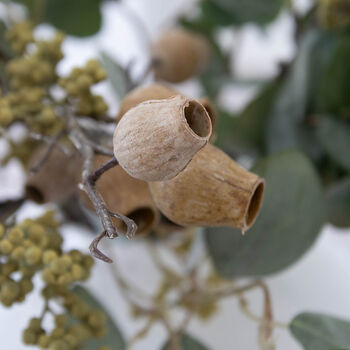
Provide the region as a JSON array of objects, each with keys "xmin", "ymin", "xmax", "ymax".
[{"xmin": 1, "ymin": 0, "xmax": 350, "ymax": 349}]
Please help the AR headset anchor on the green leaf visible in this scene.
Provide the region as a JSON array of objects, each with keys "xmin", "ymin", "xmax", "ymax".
[
  {"xmin": 316, "ymin": 116, "xmax": 350, "ymax": 171},
  {"xmin": 205, "ymin": 150, "xmax": 325, "ymax": 277},
  {"xmin": 162, "ymin": 334, "xmax": 210, "ymax": 350},
  {"xmin": 72, "ymin": 285, "xmax": 125, "ymax": 349},
  {"xmin": 318, "ymin": 34, "xmax": 350, "ymax": 116},
  {"xmin": 326, "ymin": 177, "xmax": 350, "ymax": 228},
  {"xmin": 205, "ymin": 0, "xmax": 283, "ymax": 26},
  {"xmin": 100, "ymin": 51, "xmax": 129, "ymax": 100},
  {"xmin": 215, "ymin": 80, "xmax": 281, "ymax": 155},
  {"xmin": 266, "ymin": 30, "xmax": 321, "ymax": 153},
  {"xmin": 290, "ymin": 312, "xmax": 350, "ymax": 350},
  {"xmin": 14, "ymin": 0, "xmax": 103, "ymax": 37}
]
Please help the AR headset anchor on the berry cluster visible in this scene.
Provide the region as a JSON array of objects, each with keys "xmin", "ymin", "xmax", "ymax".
[
  {"xmin": 0, "ymin": 211, "xmax": 110, "ymax": 350},
  {"xmin": 58, "ymin": 60, "xmax": 108, "ymax": 118},
  {"xmin": 0, "ymin": 21, "xmax": 64, "ymax": 134}
]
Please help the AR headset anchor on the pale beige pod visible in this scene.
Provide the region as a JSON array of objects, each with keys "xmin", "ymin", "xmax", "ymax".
[
  {"xmin": 116, "ymin": 83, "xmax": 217, "ymax": 142},
  {"xmin": 113, "ymin": 95, "xmax": 212, "ymax": 182},
  {"xmin": 25, "ymin": 146, "xmax": 82, "ymax": 204},
  {"xmin": 151, "ymin": 29, "xmax": 211, "ymax": 83},
  {"xmin": 80, "ymin": 155, "xmax": 159, "ymax": 235},
  {"xmin": 149, "ymin": 144, "xmax": 265, "ymax": 232}
]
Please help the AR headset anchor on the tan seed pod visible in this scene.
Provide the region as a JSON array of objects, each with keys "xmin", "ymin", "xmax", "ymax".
[
  {"xmin": 149, "ymin": 144, "xmax": 265, "ymax": 232},
  {"xmin": 113, "ymin": 95, "xmax": 212, "ymax": 181},
  {"xmin": 25, "ymin": 146, "xmax": 82, "ymax": 204},
  {"xmin": 117, "ymin": 83, "xmax": 177, "ymax": 121},
  {"xmin": 80, "ymin": 155, "xmax": 159, "ymax": 235},
  {"xmin": 116, "ymin": 83, "xmax": 217, "ymax": 141},
  {"xmin": 151, "ymin": 29, "xmax": 211, "ymax": 83}
]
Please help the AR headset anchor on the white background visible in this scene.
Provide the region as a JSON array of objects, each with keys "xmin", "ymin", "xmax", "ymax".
[{"xmin": 1, "ymin": 0, "xmax": 350, "ymax": 349}]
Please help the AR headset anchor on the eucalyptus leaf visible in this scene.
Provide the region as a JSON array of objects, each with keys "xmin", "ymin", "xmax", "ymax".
[
  {"xmin": 326, "ymin": 177, "xmax": 350, "ymax": 228},
  {"xmin": 317, "ymin": 34, "xmax": 350, "ymax": 116},
  {"xmin": 290, "ymin": 312, "xmax": 350, "ymax": 350},
  {"xmin": 162, "ymin": 334, "xmax": 210, "ymax": 350},
  {"xmin": 205, "ymin": 150, "xmax": 325, "ymax": 277},
  {"xmin": 13, "ymin": 0, "xmax": 103, "ymax": 37},
  {"xmin": 100, "ymin": 51, "xmax": 129, "ymax": 100},
  {"xmin": 215, "ymin": 80, "xmax": 281, "ymax": 155},
  {"xmin": 209, "ymin": 0, "xmax": 283, "ymax": 26},
  {"xmin": 266, "ymin": 30, "xmax": 320, "ymax": 153},
  {"xmin": 316, "ymin": 116, "xmax": 350, "ymax": 171},
  {"xmin": 72, "ymin": 285, "xmax": 125, "ymax": 349}
]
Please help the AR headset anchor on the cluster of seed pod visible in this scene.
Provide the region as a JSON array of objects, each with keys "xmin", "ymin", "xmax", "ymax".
[{"xmin": 110, "ymin": 82, "xmax": 265, "ymax": 235}]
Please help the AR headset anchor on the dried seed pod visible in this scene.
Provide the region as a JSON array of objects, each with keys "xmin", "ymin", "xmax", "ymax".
[
  {"xmin": 151, "ymin": 29, "xmax": 211, "ymax": 83},
  {"xmin": 149, "ymin": 144, "xmax": 265, "ymax": 232},
  {"xmin": 116, "ymin": 84, "xmax": 217, "ymax": 141},
  {"xmin": 80, "ymin": 155, "xmax": 159, "ymax": 235},
  {"xmin": 113, "ymin": 95, "xmax": 212, "ymax": 181},
  {"xmin": 25, "ymin": 146, "xmax": 82, "ymax": 204},
  {"xmin": 117, "ymin": 83, "xmax": 177, "ymax": 121}
]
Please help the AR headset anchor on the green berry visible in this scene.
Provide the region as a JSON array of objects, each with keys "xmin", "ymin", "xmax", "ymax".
[
  {"xmin": 0, "ymin": 239, "xmax": 13, "ymax": 254},
  {"xmin": 28, "ymin": 317, "xmax": 42, "ymax": 331},
  {"xmin": 43, "ymin": 250, "xmax": 58, "ymax": 264},
  {"xmin": 55, "ymin": 314, "xmax": 68, "ymax": 327},
  {"xmin": 38, "ymin": 334, "xmax": 50, "ymax": 348},
  {"xmin": 49, "ymin": 339, "xmax": 69, "ymax": 350},
  {"xmin": 25, "ymin": 246, "xmax": 42, "ymax": 265},
  {"xmin": 22, "ymin": 329, "xmax": 37, "ymax": 345},
  {"xmin": 11, "ymin": 246, "xmax": 25, "ymax": 260}
]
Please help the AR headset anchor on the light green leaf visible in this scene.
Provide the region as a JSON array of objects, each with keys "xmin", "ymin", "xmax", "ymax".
[
  {"xmin": 162, "ymin": 334, "xmax": 210, "ymax": 350},
  {"xmin": 100, "ymin": 51, "xmax": 129, "ymax": 100},
  {"xmin": 316, "ymin": 116, "xmax": 350, "ymax": 171},
  {"xmin": 326, "ymin": 177, "xmax": 350, "ymax": 228},
  {"xmin": 72, "ymin": 285, "xmax": 125, "ymax": 350},
  {"xmin": 205, "ymin": 150, "xmax": 325, "ymax": 277},
  {"xmin": 290, "ymin": 312, "xmax": 350, "ymax": 350}
]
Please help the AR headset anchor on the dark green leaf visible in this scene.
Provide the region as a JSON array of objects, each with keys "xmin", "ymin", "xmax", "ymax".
[
  {"xmin": 205, "ymin": 0, "xmax": 283, "ymax": 26},
  {"xmin": 266, "ymin": 31, "xmax": 321, "ymax": 153},
  {"xmin": 100, "ymin": 51, "xmax": 129, "ymax": 100},
  {"xmin": 290, "ymin": 312, "xmax": 350, "ymax": 350},
  {"xmin": 215, "ymin": 80, "xmax": 281, "ymax": 155},
  {"xmin": 316, "ymin": 116, "xmax": 350, "ymax": 171},
  {"xmin": 72, "ymin": 285, "xmax": 125, "ymax": 349},
  {"xmin": 318, "ymin": 34, "xmax": 350, "ymax": 116},
  {"xmin": 205, "ymin": 150, "xmax": 325, "ymax": 277},
  {"xmin": 326, "ymin": 177, "xmax": 350, "ymax": 228},
  {"xmin": 162, "ymin": 334, "xmax": 210, "ymax": 350},
  {"xmin": 14, "ymin": 0, "xmax": 103, "ymax": 37}
]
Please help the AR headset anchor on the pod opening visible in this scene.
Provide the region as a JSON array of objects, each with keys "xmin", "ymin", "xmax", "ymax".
[
  {"xmin": 184, "ymin": 100, "xmax": 211, "ymax": 138},
  {"xmin": 120, "ymin": 207, "xmax": 158, "ymax": 235},
  {"xmin": 25, "ymin": 185, "xmax": 44, "ymax": 204},
  {"xmin": 246, "ymin": 182, "xmax": 265, "ymax": 227}
]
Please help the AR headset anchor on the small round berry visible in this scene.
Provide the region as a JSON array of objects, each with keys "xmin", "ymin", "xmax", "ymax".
[
  {"xmin": 25, "ymin": 246, "xmax": 42, "ymax": 265},
  {"xmin": 0, "ymin": 239, "xmax": 13, "ymax": 255}
]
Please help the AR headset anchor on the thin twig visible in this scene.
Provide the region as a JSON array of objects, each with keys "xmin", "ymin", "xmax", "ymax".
[{"xmin": 30, "ymin": 129, "xmax": 66, "ymax": 174}]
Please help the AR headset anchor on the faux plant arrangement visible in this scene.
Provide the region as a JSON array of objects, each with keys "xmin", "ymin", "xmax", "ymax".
[{"xmin": 0, "ymin": 0, "xmax": 350, "ymax": 350}]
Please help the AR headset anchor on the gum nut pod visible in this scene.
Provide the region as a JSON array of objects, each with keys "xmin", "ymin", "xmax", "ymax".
[
  {"xmin": 113, "ymin": 95, "xmax": 212, "ymax": 181},
  {"xmin": 80, "ymin": 155, "xmax": 159, "ymax": 236},
  {"xmin": 25, "ymin": 146, "xmax": 82, "ymax": 204},
  {"xmin": 151, "ymin": 28, "xmax": 211, "ymax": 83},
  {"xmin": 149, "ymin": 144, "xmax": 265, "ymax": 233},
  {"xmin": 117, "ymin": 83, "xmax": 177, "ymax": 121},
  {"xmin": 116, "ymin": 83, "xmax": 217, "ymax": 142}
]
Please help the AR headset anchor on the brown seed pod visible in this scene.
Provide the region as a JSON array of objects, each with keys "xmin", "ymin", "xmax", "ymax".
[
  {"xmin": 151, "ymin": 29, "xmax": 211, "ymax": 83},
  {"xmin": 116, "ymin": 83, "xmax": 177, "ymax": 121},
  {"xmin": 116, "ymin": 84, "xmax": 217, "ymax": 141},
  {"xmin": 25, "ymin": 146, "xmax": 82, "ymax": 204},
  {"xmin": 113, "ymin": 95, "xmax": 212, "ymax": 181},
  {"xmin": 149, "ymin": 144, "xmax": 265, "ymax": 232},
  {"xmin": 80, "ymin": 155, "xmax": 159, "ymax": 236}
]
